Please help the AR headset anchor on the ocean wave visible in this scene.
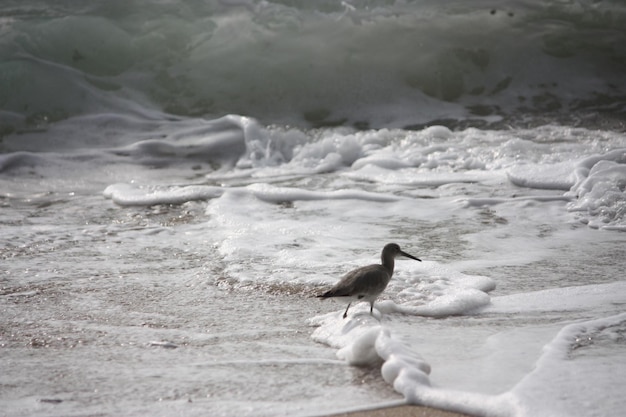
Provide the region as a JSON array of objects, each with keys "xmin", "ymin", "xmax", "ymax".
[
  {"xmin": 2, "ymin": 107, "xmax": 623, "ymax": 230},
  {"xmin": 2, "ymin": 0, "xmax": 626, "ymax": 130}
]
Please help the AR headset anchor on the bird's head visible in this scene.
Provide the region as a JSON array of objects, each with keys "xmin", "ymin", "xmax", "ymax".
[{"xmin": 383, "ymin": 243, "xmax": 421, "ymax": 262}]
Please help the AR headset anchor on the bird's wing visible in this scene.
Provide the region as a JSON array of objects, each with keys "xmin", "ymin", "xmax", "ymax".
[
  {"xmin": 323, "ymin": 265, "xmax": 389, "ymax": 297},
  {"xmin": 353, "ymin": 265, "xmax": 391, "ymax": 295}
]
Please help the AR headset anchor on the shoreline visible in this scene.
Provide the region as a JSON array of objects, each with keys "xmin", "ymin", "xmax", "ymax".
[{"xmin": 325, "ymin": 405, "xmax": 471, "ymax": 417}]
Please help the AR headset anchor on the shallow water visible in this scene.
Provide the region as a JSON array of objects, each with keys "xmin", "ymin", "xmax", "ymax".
[
  {"xmin": 2, "ymin": 118, "xmax": 625, "ymax": 417},
  {"xmin": 0, "ymin": 192, "xmax": 400, "ymax": 417}
]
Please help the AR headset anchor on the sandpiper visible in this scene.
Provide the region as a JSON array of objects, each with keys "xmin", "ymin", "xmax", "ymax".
[{"xmin": 318, "ymin": 243, "xmax": 421, "ymax": 318}]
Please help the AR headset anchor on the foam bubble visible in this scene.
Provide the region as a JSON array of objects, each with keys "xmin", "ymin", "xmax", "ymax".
[
  {"xmin": 567, "ymin": 150, "xmax": 626, "ymax": 230},
  {"xmin": 337, "ymin": 327, "xmax": 383, "ymax": 366},
  {"xmin": 379, "ymin": 262, "xmax": 495, "ymax": 317},
  {"xmin": 310, "ymin": 314, "xmax": 431, "ymax": 377},
  {"xmin": 507, "ymin": 161, "xmax": 578, "ymax": 190},
  {"xmin": 503, "ymin": 147, "xmax": 626, "ymax": 230},
  {"xmin": 388, "ymin": 288, "xmax": 491, "ymax": 318}
]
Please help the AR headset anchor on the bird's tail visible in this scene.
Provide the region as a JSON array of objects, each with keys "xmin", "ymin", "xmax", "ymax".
[{"xmin": 317, "ymin": 288, "xmax": 350, "ymax": 298}]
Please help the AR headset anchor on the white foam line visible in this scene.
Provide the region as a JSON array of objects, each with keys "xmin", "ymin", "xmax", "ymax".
[
  {"xmin": 458, "ymin": 195, "xmax": 573, "ymax": 207},
  {"xmin": 103, "ymin": 183, "xmax": 224, "ymax": 206},
  {"xmin": 104, "ymin": 182, "xmax": 403, "ymax": 206},
  {"xmin": 246, "ymin": 183, "xmax": 403, "ymax": 203}
]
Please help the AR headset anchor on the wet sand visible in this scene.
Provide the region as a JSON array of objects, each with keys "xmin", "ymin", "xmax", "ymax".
[{"xmin": 327, "ymin": 405, "xmax": 471, "ymax": 417}]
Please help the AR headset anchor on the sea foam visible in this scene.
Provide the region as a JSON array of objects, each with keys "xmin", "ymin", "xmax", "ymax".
[{"xmin": 312, "ymin": 283, "xmax": 626, "ymax": 417}]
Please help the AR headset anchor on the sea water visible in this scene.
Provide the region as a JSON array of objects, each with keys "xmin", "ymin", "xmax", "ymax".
[{"xmin": 1, "ymin": 1, "xmax": 626, "ymax": 417}]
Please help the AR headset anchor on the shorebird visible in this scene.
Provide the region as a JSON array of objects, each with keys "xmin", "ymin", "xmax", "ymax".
[{"xmin": 318, "ymin": 243, "xmax": 421, "ymax": 318}]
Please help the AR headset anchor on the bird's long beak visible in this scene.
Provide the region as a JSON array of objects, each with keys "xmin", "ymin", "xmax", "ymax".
[{"xmin": 400, "ymin": 251, "xmax": 421, "ymax": 262}]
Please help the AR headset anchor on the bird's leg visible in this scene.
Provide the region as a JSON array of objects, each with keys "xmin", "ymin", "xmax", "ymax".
[
  {"xmin": 370, "ymin": 301, "xmax": 374, "ymax": 316},
  {"xmin": 343, "ymin": 302, "xmax": 352, "ymax": 319}
]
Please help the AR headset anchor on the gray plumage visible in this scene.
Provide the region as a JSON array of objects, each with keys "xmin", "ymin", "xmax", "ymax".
[{"xmin": 318, "ymin": 243, "xmax": 421, "ymax": 318}]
